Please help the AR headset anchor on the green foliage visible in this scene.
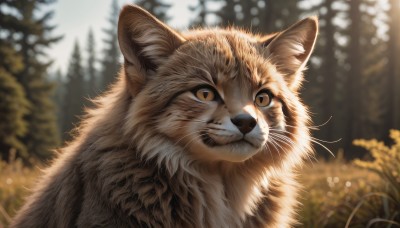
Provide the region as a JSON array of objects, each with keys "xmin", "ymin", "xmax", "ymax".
[
  {"xmin": 86, "ymin": 28, "xmax": 98, "ymax": 98},
  {"xmin": 100, "ymin": 0, "xmax": 121, "ymax": 90},
  {"xmin": 0, "ymin": 0, "xmax": 62, "ymax": 161},
  {"xmin": 0, "ymin": 69, "xmax": 30, "ymax": 159},
  {"xmin": 63, "ymin": 41, "xmax": 85, "ymax": 140},
  {"xmin": 0, "ymin": 26, "xmax": 29, "ymax": 160},
  {"xmin": 52, "ymin": 69, "xmax": 65, "ymax": 138}
]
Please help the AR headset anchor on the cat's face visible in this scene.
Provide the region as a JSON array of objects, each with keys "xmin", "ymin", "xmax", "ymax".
[
  {"xmin": 152, "ymin": 35, "xmax": 287, "ymax": 162},
  {"xmin": 118, "ymin": 5, "xmax": 317, "ymax": 163}
]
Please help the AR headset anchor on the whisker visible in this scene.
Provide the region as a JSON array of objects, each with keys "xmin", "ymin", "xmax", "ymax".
[
  {"xmin": 310, "ymin": 137, "xmax": 341, "ymax": 144},
  {"xmin": 269, "ymin": 133, "xmax": 316, "ymax": 165},
  {"xmin": 269, "ymin": 127, "xmax": 335, "ymax": 158},
  {"xmin": 263, "ymin": 143, "xmax": 277, "ymax": 168},
  {"xmin": 269, "ymin": 133, "xmax": 295, "ymax": 150},
  {"xmin": 266, "ymin": 137, "xmax": 283, "ymax": 161},
  {"xmin": 284, "ymin": 116, "xmax": 333, "ymax": 131},
  {"xmin": 309, "ymin": 139, "xmax": 335, "ymax": 158}
]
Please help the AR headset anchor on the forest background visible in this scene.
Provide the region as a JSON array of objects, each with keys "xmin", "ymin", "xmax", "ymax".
[{"xmin": 1, "ymin": 0, "xmax": 399, "ymax": 227}]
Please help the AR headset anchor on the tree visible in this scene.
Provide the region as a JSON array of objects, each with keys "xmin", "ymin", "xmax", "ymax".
[
  {"xmin": 189, "ymin": 0, "xmax": 208, "ymax": 27},
  {"xmin": 0, "ymin": 36, "xmax": 30, "ymax": 160},
  {"xmin": 215, "ymin": 0, "xmax": 301, "ymax": 33},
  {"xmin": 52, "ymin": 68, "xmax": 65, "ymax": 139},
  {"xmin": 86, "ymin": 28, "xmax": 98, "ymax": 98},
  {"xmin": 318, "ymin": 0, "xmax": 338, "ymax": 147},
  {"xmin": 0, "ymin": 4, "xmax": 28, "ymax": 160},
  {"xmin": 100, "ymin": 0, "xmax": 121, "ymax": 90},
  {"xmin": 297, "ymin": 0, "xmax": 343, "ymax": 156},
  {"xmin": 215, "ymin": 0, "xmax": 236, "ymax": 27},
  {"xmin": 0, "ymin": 70, "xmax": 30, "ymax": 161},
  {"xmin": 357, "ymin": 0, "xmax": 388, "ymax": 140},
  {"xmin": 4, "ymin": 0, "xmax": 62, "ymax": 161},
  {"xmin": 63, "ymin": 41, "xmax": 85, "ymax": 140},
  {"xmin": 387, "ymin": 0, "xmax": 400, "ymax": 130},
  {"xmin": 135, "ymin": 0, "xmax": 171, "ymax": 22},
  {"xmin": 300, "ymin": 0, "xmax": 390, "ymax": 158},
  {"xmin": 342, "ymin": 0, "xmax": 363, "ymax": 156}
]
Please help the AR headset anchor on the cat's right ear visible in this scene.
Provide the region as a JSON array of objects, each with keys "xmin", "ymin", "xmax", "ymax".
[
  {"xmin": 260, "ymin": 17, "xmax": 318, "ymax": 91},
  {"xmin": 118, "ymin": 4, "xmax": 185, "ymax": 95}
]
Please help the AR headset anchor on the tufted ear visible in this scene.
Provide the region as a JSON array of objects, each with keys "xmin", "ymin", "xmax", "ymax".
[
  {"xmin": 261, "ymin": 17, "xmax": 318, "ymax": 91},
  {"xmin": 118, "ymin": 4, "xmax": 185, "ymax": 95}
]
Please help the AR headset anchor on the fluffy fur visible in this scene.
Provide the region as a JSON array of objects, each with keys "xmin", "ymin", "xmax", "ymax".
[{"xmin": 11, "ymin": 5, "xmax": 318, "ymax": 228}]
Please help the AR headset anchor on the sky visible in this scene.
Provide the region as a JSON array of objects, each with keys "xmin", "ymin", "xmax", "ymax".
[{"xmin": 47, "ymin": 0, "xmax": 197, "ymax": 74}]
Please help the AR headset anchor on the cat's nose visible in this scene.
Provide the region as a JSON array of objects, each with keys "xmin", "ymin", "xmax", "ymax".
[{"xmin": 231, "ymin": 114, "xmax": 257, "ymax": 134}]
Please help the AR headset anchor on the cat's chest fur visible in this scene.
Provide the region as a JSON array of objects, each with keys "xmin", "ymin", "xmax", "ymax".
[{"xmin": 78, "ymin": 146, "xmax": 275, "ymax": 228}]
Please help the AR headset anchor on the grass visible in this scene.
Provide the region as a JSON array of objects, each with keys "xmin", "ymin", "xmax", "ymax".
[
  {"xmin": 0, "ymin": 158, "xmax": 41, "ymax": 227},
  {"xmin": 298, "ymin": 130, "xmax": 400, "ymax": 227},
  {"xmin": 298, "ymin": 154, "xmax": 379, "ymax": 227},
  {"xmin": 1, "ymin": 131, "xmax": 399, "ymax": 227}
]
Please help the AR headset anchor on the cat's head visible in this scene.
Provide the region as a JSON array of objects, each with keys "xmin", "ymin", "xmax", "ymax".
[{"xmin": 118, "ymin": 5, "xmax": 317, "ymax": 165}]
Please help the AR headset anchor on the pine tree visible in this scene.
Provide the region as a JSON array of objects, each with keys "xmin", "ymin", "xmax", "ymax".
[
  {"xmin": 0, "ymin": 71, "xmax": 30, "ymax": 161},
  {"xmin": 4, "ymin": 0, "xmax": 62, "ymax": 161},
  {"xmin": 100, "ymin": 0, "xmax": 121, "ymax": 91},
  {"xmin": 215, "ymin": 0, "xmax": 300, "ymax": 33},
  {"xmin": 86, "ymin": 28, "xmax": 98, "ymax": 98},
  {"xmin": 215, "ymin": 0, "xmax": 236, "ymax": 27},
  {"xmin": 358, "ymin": 0, "xmax": 388, "ymax": 140},
  {"xmin": 300, "ymin": 0, "xmax": 389, "ymax": 157},
  {"xmin": 189, "ymin": 0, "xmax": 208, "ymax": 27},
  {"xmin": 302, "ymin": 0, "xmax": 339, "ymax": 150},
  {"xmin": 342, "ymin": 0, "xmax": 363, "ymax": 156},
  {"xmin": 63, "ymin": 41, "xmax": 85, "ymax": 140},
  {"xmin": 335, "ymin": 0, "xmax": 390, "ymax": 156},
  {"xmin": 52, "ymin": 68, "xmax": 65, "ymax": 139},
  {"xmin": 0, "ymin": 37, "xmax": 30, "ymax": 160},
  {"xmin": 135, "ymin": 0, "xmax": 171, "ymax": 22},
  {"xmin": 0, "ymin": 2, "xmax": 27, "ymax": 161},
  {"xmin": 285, "ymin": 1, "xmax": 338, "ymax": 157}
]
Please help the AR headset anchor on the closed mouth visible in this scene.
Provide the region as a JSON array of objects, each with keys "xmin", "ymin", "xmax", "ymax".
[{"xmin": 201, "ymin": 133, "xmax": 256, "ymax": 148}]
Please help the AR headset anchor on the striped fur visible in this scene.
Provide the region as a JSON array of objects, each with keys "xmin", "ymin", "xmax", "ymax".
[{"xmin": 11, "ymin": 5, "xmax": 318, "ymax": 228}]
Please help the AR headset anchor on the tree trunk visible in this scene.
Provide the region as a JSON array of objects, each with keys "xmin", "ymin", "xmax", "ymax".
[
  {"xmin": 344, "ymin": 0, "xmax": 363, "ymax": 158},
  {"xmin": 322, "ymin": 0, "xmax": 336, "ymax": 144},
  {"xmin": 387, "ymin": 0, "xmax": 400, "ymax": 131}
]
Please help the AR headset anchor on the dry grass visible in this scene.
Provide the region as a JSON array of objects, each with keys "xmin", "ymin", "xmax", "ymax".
[
  {"xmin": 0, "ymin": 159, "xmax": 41, "ymax": 227},
  {"xmin": 298, "ymin": 153, "xmax": 379, "ymax": 227},
  {"xmin": 0, "ymin": 147, "xmax": 395, "ymax": 227}
]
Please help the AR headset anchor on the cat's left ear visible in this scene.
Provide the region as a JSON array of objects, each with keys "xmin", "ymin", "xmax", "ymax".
[
  {"xmin": 118, "ymin": 4, "xmax": 186, "ymax": 95},
  {"xmin": 261, "ymin": 17, "xmax": 318, "ymax": 91}
]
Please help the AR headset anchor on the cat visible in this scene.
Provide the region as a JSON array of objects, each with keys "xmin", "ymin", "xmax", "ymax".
[{"xmin": 11, "ymin": 4, "xmax": 317, "ymax": 228}]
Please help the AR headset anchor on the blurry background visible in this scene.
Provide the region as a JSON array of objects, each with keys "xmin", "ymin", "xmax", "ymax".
[{"xmin": 0, "ymin": 0, "xmax": 399, "ymax": 227}]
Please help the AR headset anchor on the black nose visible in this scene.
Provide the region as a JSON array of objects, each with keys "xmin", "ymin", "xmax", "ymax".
[{"xmin": 231, "ymin": 114, "xmax": 257, "ymax": 134}]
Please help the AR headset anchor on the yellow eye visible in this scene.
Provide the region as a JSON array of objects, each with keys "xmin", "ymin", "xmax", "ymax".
[
  {"xmin": 196, "ymin": 88, "xmax": 215, "ymax": 101},
  {"xmin": 255, "ymin": 92, "xmax": 272, "ymax": 107}
]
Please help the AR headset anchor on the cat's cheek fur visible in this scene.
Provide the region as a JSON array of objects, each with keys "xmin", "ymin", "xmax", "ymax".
[{"xmin": 156, "ymin": 95, "xmax": 218, "ymax": 157}]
